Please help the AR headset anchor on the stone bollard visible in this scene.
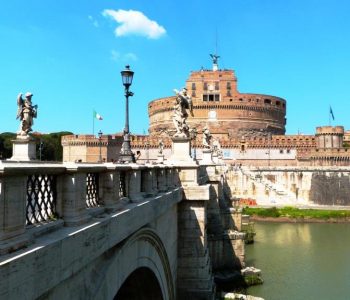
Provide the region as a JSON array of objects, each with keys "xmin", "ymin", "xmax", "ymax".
[
  {"xmin": 157, "ymin": 166, "xmax": 167, "ymax": 192},
  {"xmin": 141, "ymin": 168, "xmax": 156, "ymax": 197},
  {"xmin": 166, "ymin": 167, "xmax": 174, "ymax": 189},
  {"xmin": 152, "ymin": 167, "xmax": 159, "ymax": 195},
  {"xmin": 0, "ymin": 174, "xmax": 30, "ymax": 254},
  {"xmin": 128, "ymin": 168, "xmax": 144, "ymax": 202},
  {"xmin": 61, "ymin": 166, "xmax": 91, "ymax": 226},
  {"xmin": 100, "ymin": 167, "xmax": 121, "ymax": 212}
]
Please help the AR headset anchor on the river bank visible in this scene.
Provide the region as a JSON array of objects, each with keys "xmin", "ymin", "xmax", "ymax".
[
  {"xmin": 249, "ymin": 215, "xmax": 350, "ymax": 223},
  {"xmin": 242, "ymin": 206, "xmax": 350, "ymax": 223}
]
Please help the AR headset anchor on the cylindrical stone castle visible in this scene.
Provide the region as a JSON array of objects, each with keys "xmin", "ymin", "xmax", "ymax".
[{"xmin": 148, "ymin": 60, "xmax": 286, "ymax": 139}]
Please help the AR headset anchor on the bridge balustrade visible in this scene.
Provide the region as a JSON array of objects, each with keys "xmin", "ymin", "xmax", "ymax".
[
  {"xmin": 0, "ymin": 162, "xmax": 180, "ymax": 255},
  {"xmin": 26, "ymin": 173, "xmax": 57, "ymax": 225},
  {"xmin": 86, "ymin": 172, "xmax": 100, "ymax": 208}
]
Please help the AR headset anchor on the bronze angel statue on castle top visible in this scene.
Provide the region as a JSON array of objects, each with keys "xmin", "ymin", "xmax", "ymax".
[{"xmin": 16, "ymin": 92, "xmax": 38, "ymax": 137}]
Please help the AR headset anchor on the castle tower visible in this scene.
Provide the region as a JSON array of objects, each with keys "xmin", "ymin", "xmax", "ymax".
[{"xmin": 315, "ymin": 126, "xmax": 344, "ymax": 149}]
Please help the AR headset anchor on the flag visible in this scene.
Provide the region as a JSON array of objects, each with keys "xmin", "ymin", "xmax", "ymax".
[
  {"xmin": 329, "ymin": 106, "xmax": 335, "ymax": 120},
  {"xmin": 93, "ymin": 110, "xmax": 103, "ymax": 120}
]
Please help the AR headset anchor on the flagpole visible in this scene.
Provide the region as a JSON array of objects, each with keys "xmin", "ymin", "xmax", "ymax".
[{"xmin": 93, "ymin": 110, "xmax": 95, "ymax": 136}]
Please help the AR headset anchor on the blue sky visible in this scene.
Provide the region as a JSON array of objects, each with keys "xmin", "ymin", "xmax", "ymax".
[{"xmin": 1, "ymin": 0, "xmax": 350, "ymax": 136}]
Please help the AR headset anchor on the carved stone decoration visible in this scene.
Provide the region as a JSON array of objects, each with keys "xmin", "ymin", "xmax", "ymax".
[
  {"xmin": 172, "ymin": 88, "xmax": 193, "ymax": 138},
  {"xmin": 202, "ymin": 126, "xmax": 212, "ymax": 149}
]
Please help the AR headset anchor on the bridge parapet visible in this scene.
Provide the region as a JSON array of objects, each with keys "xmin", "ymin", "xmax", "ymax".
[{"xmin": 0, "ymin": 162, "xmax": 180, "ymax": 255}]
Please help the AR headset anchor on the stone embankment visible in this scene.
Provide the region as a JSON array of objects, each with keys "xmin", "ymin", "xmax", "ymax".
[
  {"xmin": 228, "ymin": 166, "xmax": 350, "ymax": 207},
  {"xmin": 222, "ymin": 292, "xmax": 264, "ymax": 300}
]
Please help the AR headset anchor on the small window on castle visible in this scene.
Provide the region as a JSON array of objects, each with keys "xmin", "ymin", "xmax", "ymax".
[
  {"xmin": 229, "ymin": 99, "xmax": 233, "ymax": 102},
  {"xmin": 214, "ymin": 94, "xmax": 220, "ymax": 101},
  {"xmin": 279, "ymin": 149, "xmax": 284, "ymax": 154},
  {"xmin": 227, "ymin": 90, "xmax": 232, "ymax": 97},
  {"xmin": 209, "ymin": 94, "xmax": 214, "ymax": 101},
  {"xmin": 264, "ymin": 99, "xmax": 271, "ymax": 104},
  {"xmin": 239, "ymin": 98, "xmax": 243, "ymax": 101},
  {"xmin": 276, "ymin": 101, "xmax": 281, "ymax": 106},
  {"xmin": 226, "ymin": 82, "xmax": 231, "ymax": 90},
  {"xmin": 241, "ymin": 144, "xmax": 245, "ymax": 152},
  {"xmin": 192, "ymin": 83, "xmax": 196, "ymax": 90},
  {"xmin": 215, "ymin": 82, "xmax": 219, "ymax": 90},
  {"xmin": 203, "ymin": 82, "xmax": 208, "ymax": 90},
  {"xmin": 192, "ymin": 91, "xmax": 196, "ymax": 97},
  {"xmin": 287, "ymin": 149, "xmax": 291, "ymax": 154},
  {"xmin": 282, "ymin": 103, "xmax": 286, "ymax": 108},
  {"xmin": 203, "ymin": 94, "xmax": 208, "ymax": 101},
  {"xmin": 256, "ymin": 99, "xmax": 259, "ymax": 103}
]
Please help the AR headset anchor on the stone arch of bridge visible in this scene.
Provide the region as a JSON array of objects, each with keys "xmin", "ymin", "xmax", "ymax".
[
  {"xmin": 106, "ymin": 227, "xmax": 175, "ymax": 300},
  {"xmin": 114, "ymin": 267, "xmax": 163, "ymax": 300}
]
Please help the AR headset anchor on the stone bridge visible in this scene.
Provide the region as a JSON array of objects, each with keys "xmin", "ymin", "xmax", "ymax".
[{"xmin": 0, "ymin": 160, "xmax": 244, "ymax": 299}]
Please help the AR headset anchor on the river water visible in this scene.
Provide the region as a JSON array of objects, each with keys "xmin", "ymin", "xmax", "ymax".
[{"xmin": 246, "ymin": 222, "xmax": 350, "ymax": 300}]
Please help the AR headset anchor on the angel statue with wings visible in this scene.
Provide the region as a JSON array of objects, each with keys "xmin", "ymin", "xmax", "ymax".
[
  {"xmin": 16, "ymin": 92, "xmax": 38, "ymax": 137},
  {"xmin": 172, "ymin": 87, "xmax": 193, "ymax": 138}
]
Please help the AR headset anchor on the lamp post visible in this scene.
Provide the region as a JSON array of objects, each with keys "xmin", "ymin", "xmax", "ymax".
[
  {"xmin": 146, "ymin": 142, "xmax": 150, "ymax": 164},
  {"xmin": 98, "ymin": 130, "xmax": 103, "ymax": 162},
  {"xmin": 190, "ymin": 128, "xmax": 197, "ymax": 160},
  {"xmin": 39, "ymin": 140, "xmax": 44, "ymax": 161},
  {"xmin": 119, "ymin": 65, "xmax": 135, "ymax": 163}
]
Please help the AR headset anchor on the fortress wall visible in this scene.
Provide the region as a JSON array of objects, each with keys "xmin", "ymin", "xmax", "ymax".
[{"xmin": 309, "ymin": 172, "xmax": 350, "ymax": 205}]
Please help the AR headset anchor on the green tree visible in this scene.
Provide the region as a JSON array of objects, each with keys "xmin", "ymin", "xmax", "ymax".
[
  {"xmin": 0, "ymin": 132, "xmax": 16, "ymax": 159},
  {"xmin": 34, "ymin": 131, "xmax": 72, "ymax": 161},
  {"xmin": 0, "ymin": 131, "xmax": 72, "ymax": 161}
]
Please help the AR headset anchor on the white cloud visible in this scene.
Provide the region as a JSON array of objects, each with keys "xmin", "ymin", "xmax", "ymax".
[
  {"xmin": 124, "ymin": 52, "xmax": 138, "ymax": 61},
  {"xmin": 111, "ymin": 50, "xmax": 138, "ymax": 62},
  {"xmin": 111, "ymin": 50, "xmax": 121, "ymax": 61},
  {"xmin": 102, "ymin": 9, "xmax": 166, "ymax": 39},
  {"xmin": 88, "ymin": 15, "xmax": 99, "ymax": 27}
]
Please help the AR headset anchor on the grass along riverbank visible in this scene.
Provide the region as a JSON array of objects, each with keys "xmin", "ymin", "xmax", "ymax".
[{"xmin": 242, "ymin": 206, "xmax": 350, "ymax": 222}]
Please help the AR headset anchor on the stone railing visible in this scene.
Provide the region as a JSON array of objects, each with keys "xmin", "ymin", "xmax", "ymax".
[{"xmin": 0, "ymin": 161, "xmax": 180, "ymax": 254}]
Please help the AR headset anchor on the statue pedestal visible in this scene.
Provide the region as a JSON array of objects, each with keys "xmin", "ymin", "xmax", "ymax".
[
  {"xmin": 10, "ymin": 137, "xmax": 36, "ymax": 161},
  {"xmin": 212, "ymin": 152, "xmax": 219, "ymax": 164},
  {"xmin": 168, "ymin": 136, "xmax": 195, "ymax": 164},
  {"xmin": 200, "ymin": 149, "xmax": 214, "ymax": 165}
]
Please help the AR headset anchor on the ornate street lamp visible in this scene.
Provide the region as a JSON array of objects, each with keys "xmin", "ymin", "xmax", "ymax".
[
  {"xmin": 119, "ymin": 65, "xmax": 135, "ymax": 163},
  {"xmin": 39, "ymin": 139, "xmax": 44, "ymax": 161},
  {"xmin": 146, "ymin": 141, "xmax": 150, "ymax": 164},
  {"xmin": 98, "ymin": 130, "xmax": 103, "ymax": 163},
  {"xmin": 190, "ymin": 128, "xmax": 198, "ymax": 160}
]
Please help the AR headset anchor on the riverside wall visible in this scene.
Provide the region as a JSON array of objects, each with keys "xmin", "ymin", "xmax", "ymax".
[{"xmin": 226, "ymin": 166, "xmax": 350, "ymax": 206}]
